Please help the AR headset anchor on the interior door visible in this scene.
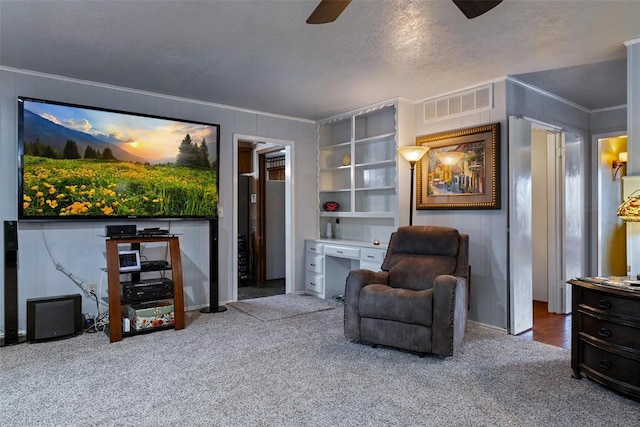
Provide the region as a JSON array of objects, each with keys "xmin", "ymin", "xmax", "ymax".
[
  {"xmin": 510, "ymin": 117, "xmax": 582, "ymax": 332},
  {"xmin": 508, "ymin": 116, "xmax": 533, "ymax": 334},
  {"xmin": 559, "ymin": 131, "xmax": 583, "ymax": 313}
]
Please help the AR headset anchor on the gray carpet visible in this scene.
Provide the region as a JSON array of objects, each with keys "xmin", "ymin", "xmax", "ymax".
[
  {"xmin": 228, "ymin": 293, "xmax": 335, "ymax": 321},
  {"xmin": 1, "ymin": 293, "xmax": 638, "ymax": 426}
]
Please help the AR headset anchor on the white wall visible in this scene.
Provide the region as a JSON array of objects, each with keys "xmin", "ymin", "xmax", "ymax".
[
  {"xmin": 0, "ymin": 68, "xmax": 316, "ymax": 333},
  {"xmin": 413, "ymin": 81, "xmax": 509, "ymax": 329}
]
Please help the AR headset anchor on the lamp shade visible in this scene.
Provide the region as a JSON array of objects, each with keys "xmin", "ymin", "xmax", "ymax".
[
  {"xmin": 619, "ymin": 151, "xmax": 628, "ymax": 163},
  {"xmin": 617, "ymin": 190, "xmax": 640, "ymax": 222},
  {"xmin": 397, "ymin": 146, "xmax": 429, "ymax": 164}
]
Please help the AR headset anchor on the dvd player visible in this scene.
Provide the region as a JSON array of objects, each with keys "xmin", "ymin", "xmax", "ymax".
[
  {"xmin": 137, "ymin": 228, "xmax": 169, "ymax": 236},
  {"xmin": 141, "ymin": 260, "xmax": 170, "ymax": 270}
]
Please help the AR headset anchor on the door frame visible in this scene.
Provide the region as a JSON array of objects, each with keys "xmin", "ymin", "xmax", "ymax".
[
  {"xmin": 256, "ymin": 145, "xmax": 287, "ymax": 283},
  {"xmin": 509, "ymin": 116, "xmax": 576, "ymax": 334},
  {"xmin": 231, "ymin": 133, "xmax": 294, "ymax": 301},
  {"xmin": 591, "ymin": 131, "xmax": 628, "ymax": 275}
]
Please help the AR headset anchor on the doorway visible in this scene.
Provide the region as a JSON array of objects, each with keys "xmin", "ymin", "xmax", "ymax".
[
  {"xmin": 232, "ymin": 134, "xmax": 294, "ymax": 302},
  {"xmin": 509, "ymin": 116, "xmax": 583, "ymax": 335},
  {"xmin": 594, "ymin": 133, "xmax": 628, "ymax": 276}
]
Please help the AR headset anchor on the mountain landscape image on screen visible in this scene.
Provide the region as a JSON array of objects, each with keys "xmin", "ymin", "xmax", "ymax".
[{"xmin": 20, "ymin": 99, "xmax": 219, "ymax": 219}]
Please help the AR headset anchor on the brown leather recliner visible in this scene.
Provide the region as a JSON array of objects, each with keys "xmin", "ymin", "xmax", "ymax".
[{"xmin": 344, "ymin": 226, "xmax": 469, "ymax": 357}]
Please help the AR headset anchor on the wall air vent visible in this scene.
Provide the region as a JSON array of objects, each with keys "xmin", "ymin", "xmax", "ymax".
[{"xmin": 423, "ymin": 84, "xmax": 493, "ymax": 123}]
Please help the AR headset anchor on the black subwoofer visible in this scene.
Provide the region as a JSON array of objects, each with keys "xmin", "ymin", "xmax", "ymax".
[{"xmin": 26, "ymin": 294, "xmax": 82, "ymax": 342}]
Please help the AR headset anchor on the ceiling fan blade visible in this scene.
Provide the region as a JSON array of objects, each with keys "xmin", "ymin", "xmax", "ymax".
[
  {"xmin": 452, "ymin": 0, "xmax": 503, "ymax": 19},
  {"xmin": 306, "ymin": 0, "xmax": 351, "ymax": 24}
]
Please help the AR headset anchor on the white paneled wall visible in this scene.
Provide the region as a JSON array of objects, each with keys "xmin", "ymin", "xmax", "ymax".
[
  {"xmin": 413, "ymin": 81, "xmax": 509, "ymax": 330},
  {"xmin": 0, "ymin": 68, "xmax": 316, "ymax": 333}
]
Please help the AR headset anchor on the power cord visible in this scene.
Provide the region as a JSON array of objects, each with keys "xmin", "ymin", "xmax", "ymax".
[{"xmin": 41, "ymin": 230, "xmax": 108, "ymax": 327}]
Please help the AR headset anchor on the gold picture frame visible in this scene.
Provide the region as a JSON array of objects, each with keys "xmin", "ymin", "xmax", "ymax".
[{"xmin": 416, "ymin": 123, "xmax": 500, "ymax": 210}]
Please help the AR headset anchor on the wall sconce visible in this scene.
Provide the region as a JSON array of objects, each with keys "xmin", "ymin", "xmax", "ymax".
[
  {"xmin": 397, "ymin": 146, "xmax": 430, "ymax": 226},
  {"xmin": 613, "ymin": 151, "xmax": 627, "ymax": 180}
]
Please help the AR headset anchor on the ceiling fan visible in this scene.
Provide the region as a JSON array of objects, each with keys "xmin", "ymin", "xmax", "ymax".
[{"xmin": 306, "ymin": 0, "xmax": 503, "ymax": 24}]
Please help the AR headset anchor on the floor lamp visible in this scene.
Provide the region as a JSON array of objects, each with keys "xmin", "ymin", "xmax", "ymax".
[{"xmin": 397, "ymin": 146, "xmax": 429, "ymax": 226}]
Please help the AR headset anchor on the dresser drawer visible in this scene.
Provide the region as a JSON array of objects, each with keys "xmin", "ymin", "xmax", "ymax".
[
  {"xmin": 306, "ymin": 241, "xmax": 324, "ymax": 255},
  {"xmin": 306, "ymin": 255, "xmax": 323, "ymax": 274},
  {"xmin": 305, "ymin": 273, "xmax": 324, "ymax": 294},
  {"xmin": 580, "ymin": 312, "xmax": 640, "ymax": 350},
  {"xmin": 325, "ymin": 245, "xmax": 360, "ymax": 259},
  {"xmin": 581, "ymin": 340, "xmax": 640, "ymax": 388},
  {"xmin": 581, "ymin": 289, "xmax": 640, "ymax": 319}
]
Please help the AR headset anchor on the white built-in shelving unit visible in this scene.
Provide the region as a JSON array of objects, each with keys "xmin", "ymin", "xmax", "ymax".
[{"xmin": 317, "ymin": 102, "xmax": 399, "ymax": 243}]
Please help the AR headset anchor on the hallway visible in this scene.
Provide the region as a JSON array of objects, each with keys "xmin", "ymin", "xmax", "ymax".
[{"xmin": 518, "ymin": 300, "xmax": 571, "ymax": 349}]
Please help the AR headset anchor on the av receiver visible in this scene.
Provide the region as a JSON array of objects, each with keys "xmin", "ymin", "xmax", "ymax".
[{"xmin": 121, "ymin": 278, "xmax": 174, "ymax": 303}]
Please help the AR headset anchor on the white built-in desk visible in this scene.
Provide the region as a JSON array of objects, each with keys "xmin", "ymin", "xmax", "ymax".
[{"xmin": 304, "ymin": 239, "xmax": 388, "ymax": 299}]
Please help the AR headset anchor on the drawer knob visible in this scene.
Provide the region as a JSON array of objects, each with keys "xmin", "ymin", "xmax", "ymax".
[
  {"xmin": 599, "ymin": 359, "xmax": 611, "ymax": 370},
  {"xmin": 367, "ymin": 255, "xmax": 374, "ymax": 259},
  {"xmin": 337, "ymin": 250, "xmax": 344, "ymax": 254},
  {"xmin": 310, "ymin": 263, "xmax": 316, "ymax": 267},
  {"xmin": 598, "ymin": 299, "xmax": 612, "ymax": 309},
  {"xmin": 598, "ymin": 327, "xmax": 612, "ymax": 338}
]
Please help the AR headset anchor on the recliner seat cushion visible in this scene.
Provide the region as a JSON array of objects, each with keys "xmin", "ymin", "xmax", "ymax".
[{"xmin": 359, "ymin": 284, "xmax": 433, "ymax": 327}]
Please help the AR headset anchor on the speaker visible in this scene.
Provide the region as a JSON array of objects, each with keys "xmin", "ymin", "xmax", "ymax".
[
  {"xmin": 26, "ymin": 294, "xmax": 82, "ymax": 342},
  {"xmin": 201, "ymin": 218, "xmax": 226, "ymax": 313},
  {"xmin": 2, "ymin": 221, "xmax": 19, "ymax": 346},
  {"xmin": 105, "ymin": 224, "xmax": 137, "ymax": 237}
]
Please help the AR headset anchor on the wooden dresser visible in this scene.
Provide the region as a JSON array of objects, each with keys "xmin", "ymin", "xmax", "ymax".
[{"xmin": 568, "ymin": 277, "xmax": 640, "ymax": 400}]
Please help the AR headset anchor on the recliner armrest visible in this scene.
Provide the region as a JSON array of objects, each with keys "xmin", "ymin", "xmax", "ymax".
[
  {"xmin": 344, "ymin": 269, "xmax": 390, "ymax": 341},
  {"xmin": 431, "ymin": 275, "xmax": 468, "ymax": 357}
]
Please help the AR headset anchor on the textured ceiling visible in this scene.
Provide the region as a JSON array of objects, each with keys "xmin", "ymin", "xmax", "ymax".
[{"xmin": 1, "ymin": 0, "xmax": 639, "ymax": 120}]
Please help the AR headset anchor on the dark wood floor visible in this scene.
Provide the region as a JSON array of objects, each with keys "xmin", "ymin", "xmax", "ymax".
[
  {"xmin": 238, "ymin": 278, "xmax": 285, "ymax": 300},
  {"xmin": 518, "ymin": 300, "xmax": 571, "ymax": 349}
]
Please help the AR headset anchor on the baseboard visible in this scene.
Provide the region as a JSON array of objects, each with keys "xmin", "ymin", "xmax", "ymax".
[{"xmin": 467, "ymin": 320, "xmax": 507, "ymax": 333}]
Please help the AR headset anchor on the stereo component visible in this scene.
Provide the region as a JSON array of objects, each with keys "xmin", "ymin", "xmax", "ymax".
[
  {"xmin": 105, "ymin": 224, "xmax": 137, "ymax": 237},
  {"xmin": 2, "ymin": 221, "xmax": 19, "ymax": 346},
  {"xmin": 121, "ymin": 278, "xmax": 174, "ymax": 303}
]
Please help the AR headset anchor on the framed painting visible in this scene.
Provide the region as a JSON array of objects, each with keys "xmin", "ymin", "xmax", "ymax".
[{"xmin": 416, "ymin": 123, "xmax": 500, "ymax": 210}]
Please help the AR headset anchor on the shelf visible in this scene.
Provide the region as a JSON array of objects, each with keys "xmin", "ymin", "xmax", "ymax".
[
  {"xmin": 317, "ymin": 102, "xmax": 399, "ymax": 243},
  {"xmin": 320, "ymin": 211, "xmax": 396, "ymax": 219},
  {"xmin": 354, "ymin": 160, "xmax": 395, "ymax": 168},
  {"xmin": 320, "ymin": 140, "xmax": 351, "ymax": 150},
  {"xmin": 105, "ymin": 235, "xmax": 185, "ymax": 343},
  {"xmin": 121, "ymin": 323, "xmax": 175, "ymax": 338},
  {"xmin": 319, "ymin": 165, "xmax": 351, "ymax": 173},
  {"xmin": 355, "ymin": 186, "xmax": 395, "ymax": 192},
  {"xmin": 319, "ymin": 188, "xmax": 351, "ymax": 193},
  {"xmin": 354, "ymin": 132, "xmax": 395, "ymax": 145}
]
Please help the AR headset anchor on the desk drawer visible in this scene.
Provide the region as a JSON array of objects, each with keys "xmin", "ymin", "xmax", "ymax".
[
  {"xmin": 360, "ymin": 248, "xmax": 385, "ymax": 263},
  {"xmin": 325, "ymin": 245, "xmax": 360, "ymax": 259},
  {"xmin": 305, "ymin": 273, "xmax": 324, "ymax": 294},
  {"xmin": 306, "ymin": 255, "xmax": 323, "ymax": 274},
  {"xmin": 306, "ymin": 241, "xmax": 324, "ymax": 255}
]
